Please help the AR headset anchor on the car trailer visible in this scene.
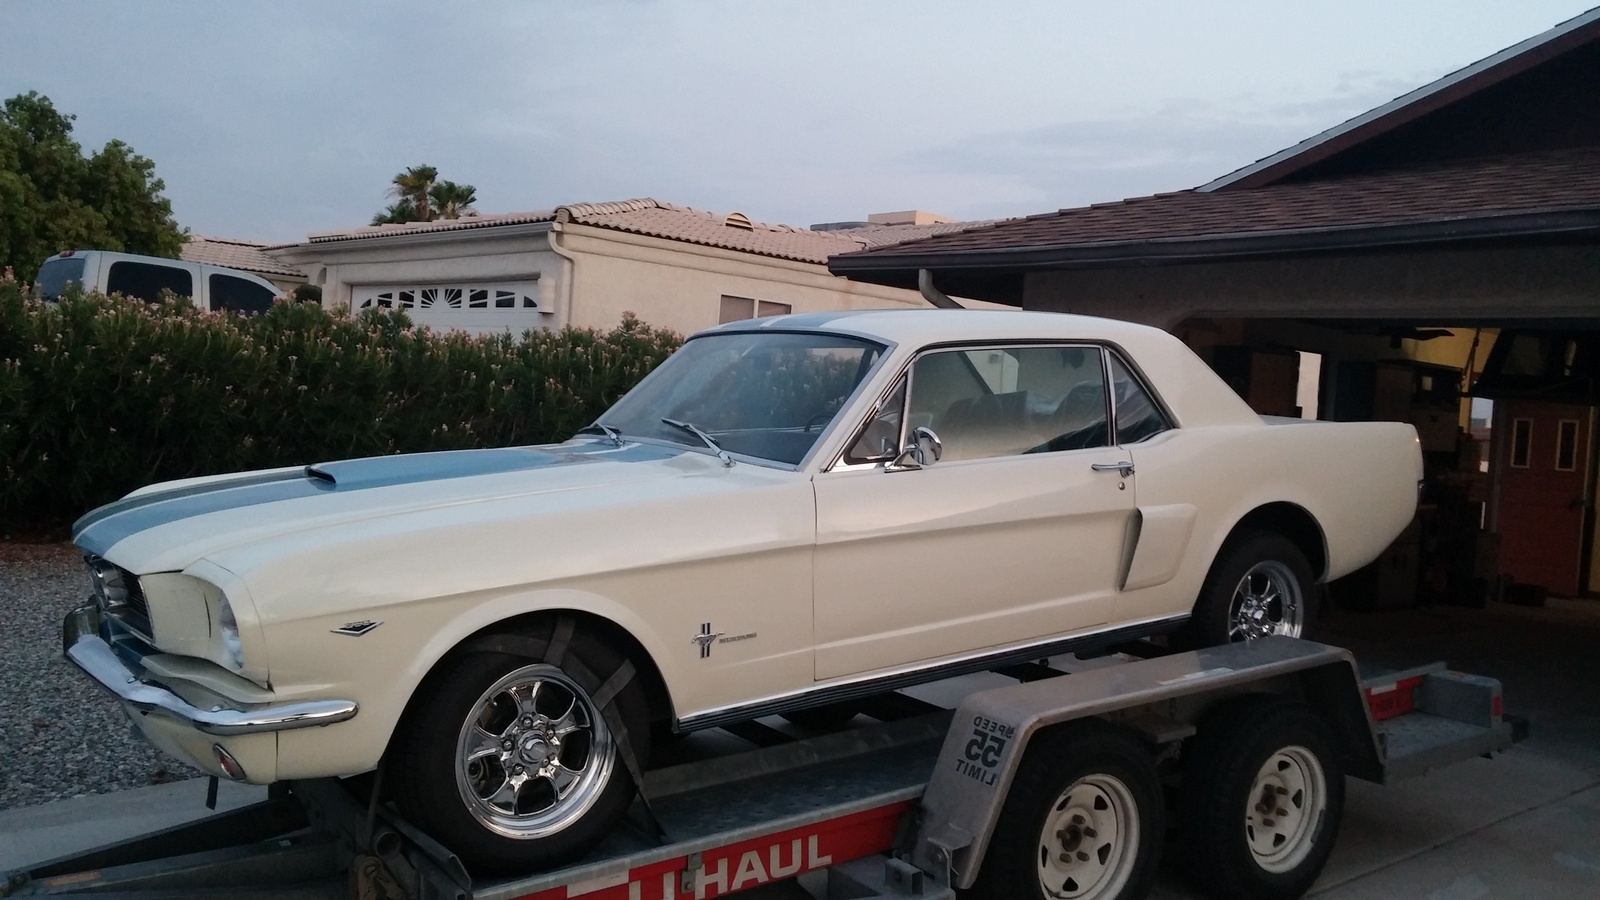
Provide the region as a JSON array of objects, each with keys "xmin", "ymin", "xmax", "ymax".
[{"xmin": 2, "ymin": 637, "xmax": 1521, "ymax": 900}]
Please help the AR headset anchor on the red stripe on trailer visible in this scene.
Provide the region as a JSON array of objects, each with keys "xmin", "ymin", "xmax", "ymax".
[{"xmin": 513, "ymin": 800, "xmax": 913, "ymax": 900}]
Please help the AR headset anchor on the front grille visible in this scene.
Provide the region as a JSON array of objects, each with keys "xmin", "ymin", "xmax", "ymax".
[{"xmin": 120, "ymin": 566, "xmax": 150, "ymax": 620}]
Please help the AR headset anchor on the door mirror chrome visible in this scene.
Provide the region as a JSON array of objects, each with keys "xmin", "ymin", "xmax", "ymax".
[{"xmin": 887, "ymin": 426, "xmax": 944, "ymax": 471}]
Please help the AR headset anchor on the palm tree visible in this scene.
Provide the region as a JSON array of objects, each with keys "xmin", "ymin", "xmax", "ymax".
[
  {"xmin": 371, "ymin": 198, "xmax": 419, "ymax": 225},
  {"xmin": 429, "ymin": 180, "xmax": 478, "ymax": 219},
  {"xmin": 388, "ymin": 165, "xmax": 439, "ymax": 222}
]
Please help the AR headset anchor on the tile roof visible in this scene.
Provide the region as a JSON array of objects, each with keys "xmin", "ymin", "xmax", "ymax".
[
  {"xmin": 834, "ymin": 146, "xmax": 1600, "ymax": 261},
  {"xmin": 181, "ymin": 235, "xmax": 307, "ymax": 279},
  {"xmin": 285, "ymin": 199, "xmax": 994, "ymax": 265}
]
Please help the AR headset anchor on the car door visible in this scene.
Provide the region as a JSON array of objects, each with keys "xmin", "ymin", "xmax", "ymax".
[{"xmin": 811, "ymin": 343, "xmax": 1138, "ymax": 681}]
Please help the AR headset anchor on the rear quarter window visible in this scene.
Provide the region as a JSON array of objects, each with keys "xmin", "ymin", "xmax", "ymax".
[
  {"xmin": 106, "ymin": 261, "xmax": 193, "ymax": 302},
  {"xmin": 209, "ymin": 274, "xmax": 277, "ymax": 314}
]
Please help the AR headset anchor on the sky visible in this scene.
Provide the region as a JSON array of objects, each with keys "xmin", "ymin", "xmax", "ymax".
[{"xmin": 2, "ymin": 1, "xmax": 1595, "ymax": 244}]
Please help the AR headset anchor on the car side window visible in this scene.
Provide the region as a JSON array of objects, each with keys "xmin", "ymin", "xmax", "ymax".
[
  {"xmin": 1108, "ymin": 353, "xmax": 1171, "ymax": 444},
  {"xmin": 106, "ymin": 261, "xmax": 193, "ymax": 302},
  {"xmin": 210, "ymin": 274, "xmax": 277, "ymax": 314},
  {"xmin": 908, "ymin": 345, "xmax": 1109, "ymax": 462}
]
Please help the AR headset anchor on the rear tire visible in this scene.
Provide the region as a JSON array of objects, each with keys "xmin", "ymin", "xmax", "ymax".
[
  {"xmin": 1183, "ymin": 530, "xmax": 1317, "ymax": 648},
  {"xmin": 971, "ymin": 719, "xmax": 1162, "ymax": 900},
  {"xmin": 1178, "ymin": 697, "xmax": 1344, "ymax": 900},
  {"xmin": 391, "ymin": 623, "xmax": 649, "ymax": 875}
]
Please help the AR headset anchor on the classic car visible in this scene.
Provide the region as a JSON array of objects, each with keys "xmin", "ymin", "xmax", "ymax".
[{"xmin": 64, "ymin": 309, "xmax": 1421, "ymax": 873}]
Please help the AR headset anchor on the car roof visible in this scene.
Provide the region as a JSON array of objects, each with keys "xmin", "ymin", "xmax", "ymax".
[{"xmin": 705, "ymin": 308, "xmax": 1168, "ymax": 348}]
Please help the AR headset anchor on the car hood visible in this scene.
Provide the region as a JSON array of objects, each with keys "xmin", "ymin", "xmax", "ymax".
[{"xmin": 74, "ymin": 439, "xmax": 707, "ymax": 574}]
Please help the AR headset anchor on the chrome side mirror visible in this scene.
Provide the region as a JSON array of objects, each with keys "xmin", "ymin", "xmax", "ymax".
[{"xmin": 889, "ymin": 426, "xmax": 943, "ymax": 470}]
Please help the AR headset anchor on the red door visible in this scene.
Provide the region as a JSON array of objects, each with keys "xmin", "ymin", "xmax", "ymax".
[{"xmin": 1493, "ymin": 400, "xmax": 1592, "ymax": 597}]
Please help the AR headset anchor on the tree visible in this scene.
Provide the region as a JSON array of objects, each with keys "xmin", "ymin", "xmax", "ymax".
[
  {"xmin": 429, "ymin": 180, "xmax": 477, "ymax": 219},
  {"xmin": 0, "ymin": 92, "xmax": 184, "ymax": 282},
  {"xmin": 372, "ymin": 165, "xmax": 478, "ymax": 224}
]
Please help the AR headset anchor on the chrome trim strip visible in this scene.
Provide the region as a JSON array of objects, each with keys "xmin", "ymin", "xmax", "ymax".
[
  {"xmin": 63, "ymin": 604, "xmax": 358, "ymax": 736},
  {"xmin": 675, "ymin": 613, "xmax": 1189, "ymax": 732}
]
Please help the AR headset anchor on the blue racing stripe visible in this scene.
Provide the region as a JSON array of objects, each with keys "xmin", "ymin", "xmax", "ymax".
[{"xmin": 74, "ymin": 441, "xmax": 682, "ymax": 558}]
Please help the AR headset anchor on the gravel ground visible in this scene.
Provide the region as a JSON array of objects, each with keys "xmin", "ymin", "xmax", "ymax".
[{"xmin": 0, "ymin": 542, "xmax": 200, "ymax": 811}]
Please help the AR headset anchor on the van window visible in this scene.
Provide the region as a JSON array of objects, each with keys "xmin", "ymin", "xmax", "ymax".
[
  {"xmin": 36, "ymin": 258, "xmax": 86, "ymax": 299},
  {"xmin": 210, "ymin": 274, "xmax": 276, "ymax": 314},
  {"xmin": 107, "ymin": 261, "xmax": 193, "ymax": 302}
]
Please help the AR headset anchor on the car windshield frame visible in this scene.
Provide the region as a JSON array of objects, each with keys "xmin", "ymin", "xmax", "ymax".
[{"xmin": 596, "ymin": 329, "xmax": 891, "ymax": 470}]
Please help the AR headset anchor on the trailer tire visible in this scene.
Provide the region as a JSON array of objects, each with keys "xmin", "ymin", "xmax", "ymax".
[
  {"xmin": 1178, "ymin": 696, "xmax": 1344, "ymax": 900},
  {"xmin": 1185, "ymin": 530, "xmax": 1316, "ymax": 647},
  {"xmin": 390, "ymin": 621, "xmax": 650, "ymax": 875},
  {"xmin": 972, "ymin": 719, "xmax": 1162, "ymax": 900}
]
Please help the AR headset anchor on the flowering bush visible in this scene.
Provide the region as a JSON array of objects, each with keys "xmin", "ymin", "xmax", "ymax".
[{"xmin": 0, "ymin": 276, "xmax": 682, "ymax": 536}]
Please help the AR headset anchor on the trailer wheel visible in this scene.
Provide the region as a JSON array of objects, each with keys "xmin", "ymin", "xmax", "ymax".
[
  {"xmin": 1179, "ymin": 697, "xmax": 1344, "ymax": 900},
  {"xmin": 973, "ymin": 720, "xmax": 1161, "ymax": 900},
  {"xmin": 1186, "ymin": 530, "xmax": 1316, "ymax": 647},
  {"xmin": 391, "ymin": 623, "xmax": 649, "ymax": 875}
]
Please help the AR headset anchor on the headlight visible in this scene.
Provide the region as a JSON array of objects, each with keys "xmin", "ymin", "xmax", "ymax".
[
  {"xmin": 217, "ymin": 595, "xmax": 245, "ymax": 670},
  {"xmin": 86, "ymin": 556, "xmax": 129, "ymax": 610}
]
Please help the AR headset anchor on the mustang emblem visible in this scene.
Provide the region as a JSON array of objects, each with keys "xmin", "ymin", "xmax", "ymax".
[
  {"xmin": 691, "ymin": 622, "xmax": 725, "ymax": 658},
  {"xmin": 332, "ymin": 620, "xmax": 382, "ymax": 636}
]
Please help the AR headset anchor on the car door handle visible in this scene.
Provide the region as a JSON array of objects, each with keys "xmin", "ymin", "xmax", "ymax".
[{"xmin": 1091, "ymin": 461, "xmax": 1135, "ymax": 477}]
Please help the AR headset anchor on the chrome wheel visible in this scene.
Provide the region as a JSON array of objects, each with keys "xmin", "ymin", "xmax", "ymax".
[
  {"xmin": 1035, "ymin": 774, "xmax": 1141, "ymax": 899},
  {"xmin": 1245, "ymin": 745, "xmax": 1327, "ymax": 874},
  {"xmin": 1227, "ymin": 560, "xmax": 1304, "ymax": 640},
  {"xmin": 454, "ymin": 663, "xmax": 614, "ymax": 839}
]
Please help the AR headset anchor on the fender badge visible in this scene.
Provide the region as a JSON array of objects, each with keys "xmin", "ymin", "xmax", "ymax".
[
  {"xmin": 332, "ymin": 620, "xmax": 382, "ymax": 636},
  {"xmin": 691, "ymin": 622, "xmax": 725, "ymax": 658}
]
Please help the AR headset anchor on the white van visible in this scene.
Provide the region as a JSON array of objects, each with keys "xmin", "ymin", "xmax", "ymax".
[{"xmin": 35, "ymin": 250, "xmax": 284, "ymax": 314}]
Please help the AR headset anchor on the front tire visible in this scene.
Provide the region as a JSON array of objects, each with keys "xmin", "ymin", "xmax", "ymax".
[
  {"xmin": 972, "ymin": 720, "xmax": 1162, "ymax": 900},
  {"xmin": 1178, "ymin": 697, "xmax": 1345, "ymax": 900},
  {"xmin": 391, "ymin": 624, "xmax": 649, "ymax": 875},
  {"xmin": 1186, "ymin": 530, "xmax": 1316, "ymax": 647}
]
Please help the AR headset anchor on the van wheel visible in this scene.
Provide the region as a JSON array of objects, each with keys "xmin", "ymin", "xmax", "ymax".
[
  {"xmin": 391, "ymin": 623, "xmax": 649, "ymax": 875},
  {"xmin": 1185, "ymin": 530, "xmax": 1316, "ymax": 647},
  {"xmin": 972, "ymin": 720, "xmax": 1162, "ymax": 900},
  {"xmin": 1178, "ymin": 697, "xmax": 1344, "ymax": 900}
]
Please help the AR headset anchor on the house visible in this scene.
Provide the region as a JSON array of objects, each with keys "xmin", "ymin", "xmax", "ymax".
[
  {"xmin": 180, "ymin": 235, "xmax": 308, "ymax": 295},
  {"xmin": 830, "ymin": 9, "xmax": 1600, "ymax": 601},
  {"xmin": 264, "ymin": 201, "xmax": 999, "ymax": 338}
]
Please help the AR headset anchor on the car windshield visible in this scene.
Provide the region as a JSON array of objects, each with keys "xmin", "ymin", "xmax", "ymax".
[{"xmin": 597, "ymin": 331, "xmax": 885, "ymax": 466}]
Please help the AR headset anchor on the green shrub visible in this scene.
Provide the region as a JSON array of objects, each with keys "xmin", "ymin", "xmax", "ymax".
[{"xmin": 0, "ymin": 274, "xmax": 681, "ymax": 536}]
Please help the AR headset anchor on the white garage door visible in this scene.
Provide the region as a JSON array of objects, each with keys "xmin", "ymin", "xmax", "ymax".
[{"xmin": 351, "ymin": 281, "xmax": 545, "ymax": 336}]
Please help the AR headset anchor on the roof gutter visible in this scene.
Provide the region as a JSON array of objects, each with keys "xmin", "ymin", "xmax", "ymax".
[
  {"xmin": 917, "ymin": 269, "xmax": 965, "ymax": 309},
  {"xmin": 829, "ymin": 208, "xmax": 1600, "ymax": 276}
]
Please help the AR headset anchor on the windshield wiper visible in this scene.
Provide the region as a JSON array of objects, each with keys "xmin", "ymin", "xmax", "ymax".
[
  {"xmin": 661, "ymin": 418, "xmax": 734, "ymax": 467},
  {"xmin": 578, "ymin": 422, "xmax": 624, "ymax": 447}
]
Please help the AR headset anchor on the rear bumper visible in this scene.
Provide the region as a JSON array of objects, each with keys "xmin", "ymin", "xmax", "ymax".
[{"xmin": 63, "ymin": 603, "xmax": 358, "ymax": 736}]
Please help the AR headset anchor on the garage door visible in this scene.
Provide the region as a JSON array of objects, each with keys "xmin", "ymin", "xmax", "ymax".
[{"xmin": 351, "ymin": 281, "xmax": 544, "ymax": 336}]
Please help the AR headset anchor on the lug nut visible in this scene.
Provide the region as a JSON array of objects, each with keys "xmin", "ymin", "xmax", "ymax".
[
  {"xmin": 1276, "ymin": 808, "xmax": 1288, "ymax": 817},
  {"xmin": 1263, "ymin": 818, "xmax": 1276, "ymax": 827},
  {"xmin": 1076, "ymin": 851, "xmax": 1090, "ymax": 862},
  {"xmin": 1071, "ymin": 814, "xmax": 1085, "ymax": 825}
]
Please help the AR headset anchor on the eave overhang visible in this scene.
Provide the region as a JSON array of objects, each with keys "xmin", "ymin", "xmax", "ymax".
[{"xmin": 828, "ymin": 207, "xmax": 1600, "ymax": 301}]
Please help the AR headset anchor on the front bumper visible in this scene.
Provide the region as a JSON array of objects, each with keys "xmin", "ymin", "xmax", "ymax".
[{"xmin": 63, "ymin": 603, "xmax": 359, "ymax": 736}]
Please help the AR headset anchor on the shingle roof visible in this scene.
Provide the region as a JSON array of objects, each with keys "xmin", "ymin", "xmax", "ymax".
[
  {"xmin": 181, "ymin": 236, "xmax": 307, "ymax": 279},
  {"xmin": 285, "ymin": 199, "xmax": 994, "ymax": 265},
  {"xmin": 833, "ymin": 146, "xmax": 1600, "ymax": 262}
]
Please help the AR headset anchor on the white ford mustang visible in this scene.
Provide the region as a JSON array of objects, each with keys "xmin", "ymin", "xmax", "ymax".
[{"xmin": 64, "ymin": 309, "xmax": 1420, "ymax": 872}]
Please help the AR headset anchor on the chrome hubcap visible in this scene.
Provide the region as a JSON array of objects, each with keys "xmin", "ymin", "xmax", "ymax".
[
  {"xmin": 1246, "ymin": 745, "xmax": 1326, "ymax": 874},
  {"xmin": 1036, "ymin": 774, "xmax": 1140, "ymax": 899},
  {"xmin": 1228, "ymin": 561, "xmax": 1303, "ymax": 641},
  {"xmin": 455, "ymin": 664, "xmax": 614, "ymax": 839}
]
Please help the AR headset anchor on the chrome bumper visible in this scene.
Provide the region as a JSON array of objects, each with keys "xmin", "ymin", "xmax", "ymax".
[{"xmin": 63, "ymin": 603, "xmax": 358, "ymax": 736}]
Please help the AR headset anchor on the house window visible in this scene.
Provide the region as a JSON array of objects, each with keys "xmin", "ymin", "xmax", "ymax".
[
  {"xmin": 1556, "ymin": 419, "xmax": 1580, "ymax": 471},
  {"xmin": 1510, "ymin": 418, "xmax": 1532, "ymax": 469},
  {"xmin": 719, "ymin": 295, "xmax": 792, "ymax": 324},
  {"xmin": 352, "ymin": 281, "xmax": 540, "ymax": 312}
]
